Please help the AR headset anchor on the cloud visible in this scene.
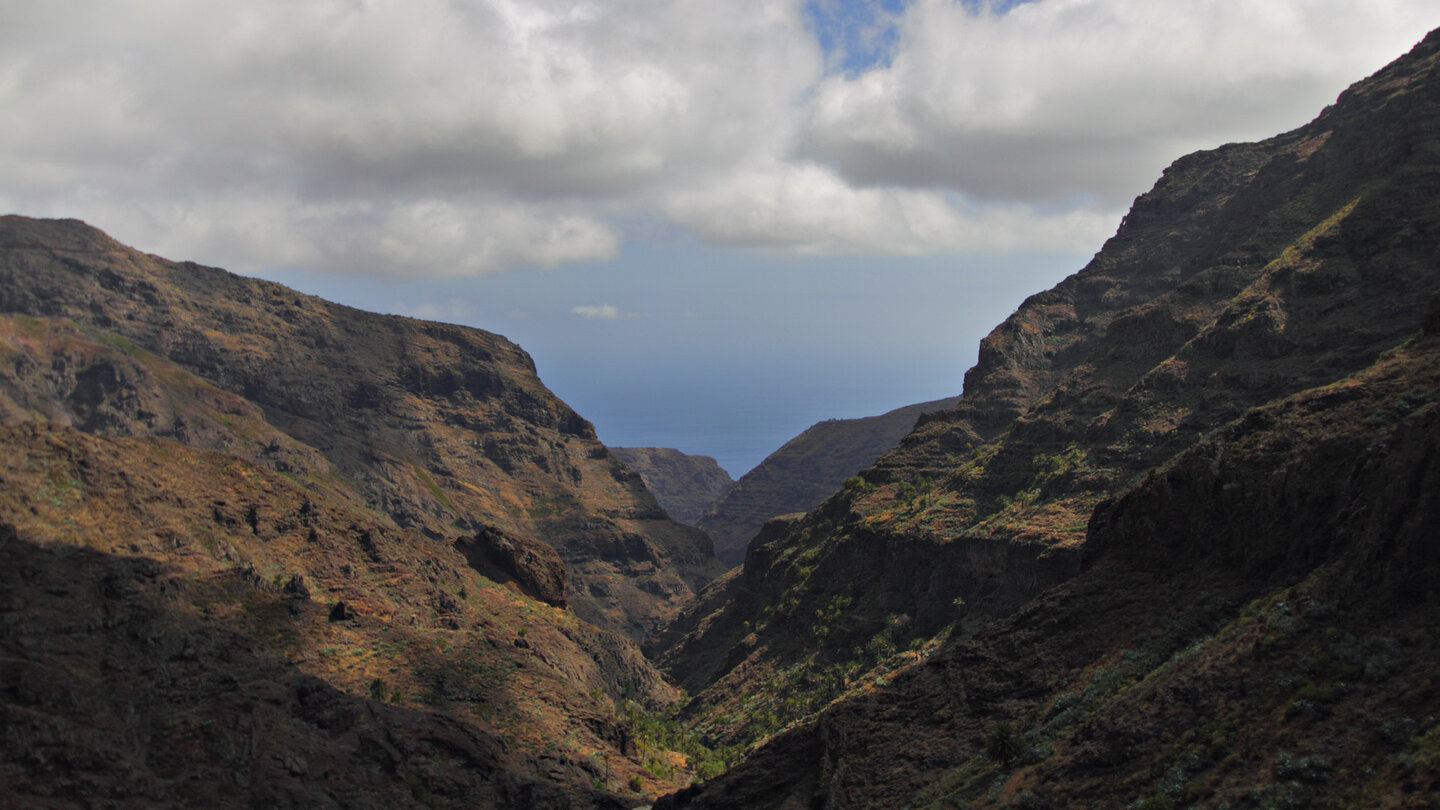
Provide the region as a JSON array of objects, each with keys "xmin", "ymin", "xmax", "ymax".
[
  {"xmin": 661, "ymin": 159, "xmax": 1117, "ymax": 254},
  {"xmin": 35, "ymin": 194, "xmax": 621, "ymax": 278},
  {"xmin": 1, "ymin": 1, "xmax": 1437, "ymax": 273},
  {"xmin": 797, "ymin": 0, "xmax": 1440, "ymax": 207},
  {"xmin": 391, "ymin": 299, "xmax": 473, "ymax": 323},
  {"xmin": 571, "ymin": 304, "xmax": 635, "ymax": 320},
  {"xmin": 0, "ymin": 0, "xmax": 819, "ymax": 274}
]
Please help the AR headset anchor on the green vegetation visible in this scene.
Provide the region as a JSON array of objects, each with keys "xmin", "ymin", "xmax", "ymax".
[
  {"xmin": 1031, "ymin": 443, "xmax": 1089, "ymax": 485},
  {"xmin": 982, "ymin": 721, "xmax": 1024, "ymax": 765},
  {"xmin": 411, "ymin": 464, "xmax": 457, "ymax": 512},
  {"xmin": 368, "ymin": 678, "xmax": 388, "ymax": 702},
  {"xmin": 894, "ymin": 474, "xmax": 933, "ymax": 504},
  {"xmin": 688, "ymin": 622, "xmax": 954, "ymax": 757},
  {"xmin": 1271, "ymin": 196, "xmax": 1361, "ymax": 269},
  {"xmin": 41, "ymin": 468, "xmax": 84, "ymax": 509},
  {"xmin": 525, "ymin": 493, "xmax": 577, "ymax": 519},
  {"xmin": 622, "ymin": 700, "xmax": 743, "ymax": 783},
  {"xmin": 992, "ymin": 487, "xmax": 1039, "ymax": 514},
  {"xmin": 91, "ymin": 328, "xmax": 146, "ymax": 357},
  {"xmin": 10, "ymin": 313, "xmax": 49, "ymax": 339}
]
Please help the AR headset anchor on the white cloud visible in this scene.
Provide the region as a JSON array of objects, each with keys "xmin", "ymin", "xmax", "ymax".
[
  {"xmin": 661, "ymin": 159, "xmax": 1118, "ymax": 254},
  {"xmin": 798, "ymin": 0, "xmax": 1440, "ymax": 207},
  {"xmin": 0, "ymin": 0, "xmax": 819, "ymax": 274},
  {"xmin": 391, "ymin": 299, "xmax": 473, "ymax": 323},
  {"xmin": 571, "ymin": 303, "xmax": 630, "ymax": 320},
  {"xmin": 1, "ymin": 1, "xmax": 1437, "ymax": 273}
]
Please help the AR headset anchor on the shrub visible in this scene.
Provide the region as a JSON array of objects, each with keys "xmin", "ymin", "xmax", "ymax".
[
  {"xmin": 1274, "ymin": 752, "xmax": 1330, "ymax": 783},
  {"xmin": 983, "ymin": 721, "xmax": 1025, "ymax": 765}
]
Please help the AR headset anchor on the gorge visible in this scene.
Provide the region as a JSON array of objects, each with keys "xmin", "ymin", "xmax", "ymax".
[{"xmin": 3, "ymin": 25, "xmax": 1440, "ymax": 810}]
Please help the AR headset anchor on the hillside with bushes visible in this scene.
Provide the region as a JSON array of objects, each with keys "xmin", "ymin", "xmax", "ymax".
[{"xmin": 652, "ymin": 29, "xmax": 1440, "ymax": 807}]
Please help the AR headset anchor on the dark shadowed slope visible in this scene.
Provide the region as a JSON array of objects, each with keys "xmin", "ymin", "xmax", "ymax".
[
  {"xmin": 609, "ymin": 447, "xmax": 734, "ymax": 526},
  {"xmin": 0, "ymin": 417, "xmax": 686, "ymax": 806}
]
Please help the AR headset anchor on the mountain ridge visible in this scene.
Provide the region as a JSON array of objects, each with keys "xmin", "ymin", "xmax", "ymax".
[
  {"xmin": 0, "ymin": 214, "xmax": 724, "ymax": 638},
  {"xmin": 608, "ymin": 447, "xmax": 734, "ymax": 527},
  {"xmin": 696, "ymin": 396, "xmax": 962, "ymax": 565},
  {"xmin": 659, "ymin": 305, "xmax": 1440, "ymax": 808},
  {"xmin": 650, "ymin": 27, "xmax": 1440, "ymax": 800},
  {"xmin": 0, "ymin": 216, "xmax": 726, "ymax": 805}
]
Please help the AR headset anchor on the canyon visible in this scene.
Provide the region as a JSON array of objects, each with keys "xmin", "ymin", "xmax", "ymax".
[{"xmin": 3, "ymin": 26, "xmax": 1440, "ymax": 810}]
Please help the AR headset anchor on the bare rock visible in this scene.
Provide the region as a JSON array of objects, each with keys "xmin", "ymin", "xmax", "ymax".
[
  {"xmin": 327, "ymin": 601, "xmax": 357, "ymax": 622},
  {"xmin": 455, "ymin": 526, "xmax": 568, "ymax": 608}
]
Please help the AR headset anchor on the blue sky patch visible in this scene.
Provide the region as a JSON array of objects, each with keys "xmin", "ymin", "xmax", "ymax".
[
  {"xmin": 805, "ymin": 0, "xmax": 908, "ymax": 75},
  {"xmin": 806, "ymin": 0, "xmax": 1036, "ymax": 75}
]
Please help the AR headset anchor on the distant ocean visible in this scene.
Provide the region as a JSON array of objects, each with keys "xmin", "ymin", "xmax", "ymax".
[
  {"xmin": 541, "ymin": 356, "xmax": 967, "ymax": 479},
  {"xmin": 273, "ymin": 239, "xmax": 1081, "ymax": 481}
]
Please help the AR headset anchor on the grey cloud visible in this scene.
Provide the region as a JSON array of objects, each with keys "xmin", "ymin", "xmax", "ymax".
[
  {"xmin": 1, "ymin": 0, "xmax": 1438, "ymax": 274},
  {"xmin": 798, "ymin": 128, "xmax": 1160, "ymax": 207},
  {"xmin": 571, "ymin": 304, "xmax": 621, "ymax": 319},
  {"xmin": 795, "ymin": 0, "xmax": 1440, "ymax": 208},
  {"xmin": 0, "ymin": 0, "xmax": 820, "ymax": 274}
]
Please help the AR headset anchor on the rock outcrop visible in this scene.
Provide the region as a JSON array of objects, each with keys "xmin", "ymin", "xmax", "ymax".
[{"xmin": 455, "ymin": 526, "xmax": 570, "ymax": 608}]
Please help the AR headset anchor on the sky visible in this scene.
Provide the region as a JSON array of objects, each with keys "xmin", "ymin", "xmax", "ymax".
[{"xmin": 4, "ymin": 1, "xmax": 1440, "ymax": 476}]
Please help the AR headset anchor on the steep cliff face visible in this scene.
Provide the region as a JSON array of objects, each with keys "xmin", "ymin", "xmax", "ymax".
[
  {"xmin": 654, "ymin": 28, "xmax": 1440, "ymax": 759},
  {"xmin": 696, "ymin": 397, "xmax": 960, "ymax": 566},
  {"xmin": 0, "ymin": 422, "xmax": 684, "ymax": 807},
  {"xmin": 0, "ymin": 221, "xmax": 729, "ymax": 805},
  {"xmin": 608, "ymin": 448, "xmax": 734, "ymax": 526},
  {"xmin": 658, "ymin": 313, "xmax": 1440, "ymax": 810},
  {"xmin": 0, "ymin": 216, "xmax": 723, "ymax": 638}
]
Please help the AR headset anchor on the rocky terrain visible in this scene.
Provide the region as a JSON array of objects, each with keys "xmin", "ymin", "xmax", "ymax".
[
  {"xmin": 0, "ymin": 216, "xmax": 723, "ymax": 639},
  {"xmin": 6, "ymin": 23, "xmax": 1440, "ymax": 810},
  {"xmin": 659, "ymin": 304, "xmax": 1440, "ymax": 809},
  {"xmin": 608, "ymin": 447, "xmax": 734, "ymax": 527},
  {"xmin": 696, "ymin": 397, "xmax": 960, "ymax": 566},
  {"xmin": 650, "ymin": 27, "xmax": 1440, "ymax": 804},
  {"xmin": 0, "ymin": 219, "xmax": 727, "ymax": 806},
  {"xmin": 0, "ymin": 425, "xmax": 672, "ymax": 808}
]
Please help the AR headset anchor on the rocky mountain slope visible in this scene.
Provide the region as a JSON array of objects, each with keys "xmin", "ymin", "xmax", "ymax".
[
  {"xmin": 660, "ymin": 302, "xmax": 1440, "ymax": 810},
  {"xmin": 651, "ymin": 26, "xmax": 1440, "ymax": 797},
  {"xmin": 696, "ymin": 396, "xmax": 960, "ymax": 565},
  {"xmin": 0, "ymin": 219, "xmax": 727, "ymax": 806},
  {"xmin": 0, "ymin": 216, "xmax": 723, "ymax": 638},
  {"xmin": 608, "ymin": 448, "xmax": 734, "ymax": 526},
  {"xmin": 0, "ymin": 424, "xmax": 673, "ymax": 807}
]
